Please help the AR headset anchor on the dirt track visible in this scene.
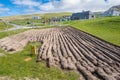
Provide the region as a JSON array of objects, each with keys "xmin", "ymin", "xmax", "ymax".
[{"xmin": 0, "ymin": 27, "xmax": 120, "ymax": 80}]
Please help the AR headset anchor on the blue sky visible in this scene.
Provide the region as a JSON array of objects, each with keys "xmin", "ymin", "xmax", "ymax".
[{"xmin": 0, "ymin": 0, "xmax": 119, "ymax": 16}]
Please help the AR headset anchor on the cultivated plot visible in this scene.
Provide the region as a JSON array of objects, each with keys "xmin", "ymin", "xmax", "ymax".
[{"xmin": 0, "ymin": 27, "xmax": 120, "ymax": 80}]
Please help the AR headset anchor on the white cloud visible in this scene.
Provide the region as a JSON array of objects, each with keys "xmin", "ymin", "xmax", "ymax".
[
  {"xmin": 0, "ymin": 3, "xmax": 10, "ymax": 13},
  {"xmin": 39, "ymin": 0, "xmax": 120, "ymax": 12},
  {"xmin": 24, "ymin": 7, "xmax": 36, "ymax": 13},
  {"xmin": 11, "ymin": 0, "xmax": 120, "ymax": 14},
  {"xmin": 40, "ymin": 2, "xmax": 55, "ymax": 11},
  {"xmin": 12, "ymin": 0, "xmax": 40, "ymax": 7},
  {"xmin": 11, "ymin": 0, "xmax": 41, "ymax": 14}
]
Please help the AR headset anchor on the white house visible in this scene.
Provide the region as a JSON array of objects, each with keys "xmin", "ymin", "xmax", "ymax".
[{"xmin": 32, "ymin": 16, "xmax": 40, "ymax": 20}]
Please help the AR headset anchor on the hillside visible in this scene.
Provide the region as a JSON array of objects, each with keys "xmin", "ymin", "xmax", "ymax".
[
  {"xmin": 69, "ymin": 16, "xmax": 120, "ymax": 46},
  {"xmin": 0, "ymin": 21, "xmax": 13, "ymax": 30},
  {"xmin": 109, "ymin": 5, "xmax": 120, "ymax": 11},
  {"xmin": 2, "ymin": 12, "xmax": 72, "ymax": 21}
]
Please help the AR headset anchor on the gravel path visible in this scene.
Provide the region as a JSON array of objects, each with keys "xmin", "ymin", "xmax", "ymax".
[{"xmin": 0, "ymin": 27, "xmax": 120, "ymax": 80}]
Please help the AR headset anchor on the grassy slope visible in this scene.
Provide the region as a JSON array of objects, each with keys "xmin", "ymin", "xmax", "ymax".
[
  {"xmin": 69, "ymin": 16, "xmax": 120, "ymax": 46},
  {"xmin": 4, "ymin": 12, "xmax": 72, "ymax": 26},
  {"xmin": 0, "ymin": 21, "xmax": 13, "ymax": 30},
  {"xmin": 10, "ymin": 19, "xmax": 44, "ymax": 26},
  {"xmin": 3, "ymin": 12, "xmax": 72, "ymax": 21},
  {"xmin": 0, "ymin": 30, "xmax": 79, "ymax": 80},
  {"xmin": 0, "ymin": 29, "xmax": 29, "ymax": 39},
  {"xmin": 43, "ymin": 12, "xmax": 72, "ymax": 18}
]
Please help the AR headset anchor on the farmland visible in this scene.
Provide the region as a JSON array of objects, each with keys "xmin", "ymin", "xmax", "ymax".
[
  {"xmin": 0, "ymin": 28, "xmax": 79, "ymax": 80},
  {"xmin": 4, "ymin": 15, "xmax": 120, "ymax": 46},
  {"xmin": 0, "ymin": 16, "xmax": 120, "ymax": 80},
  {"xmin": 0, "ymin": 26, "xmax": 120, "ymax": 80},
  {"xmin": 0, "ymin": 41, "xmax": 79, "ymax": 80}
]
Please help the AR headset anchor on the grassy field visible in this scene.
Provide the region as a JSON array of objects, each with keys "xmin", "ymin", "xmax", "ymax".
[
  {"xmin": 0, "ymin": 30, "xmax": 79, "ymax": 80},
  {"xmin": 68, "ymin": 16, "xmax": 120, "ymax": 46},
  {"xmin": 43, "ymin": 12, "xmax": 72, "ymax": 18},
  {"xmin": 10, "ymin": 19, "xmax": 44, "ymax": 26},
  {"xmin": 0, "ymin": 29, "xmax": 29, "ymax": 39},
  {"xmin": 0, "ymin": 21, "xmax": 13, "ymax": 30}
]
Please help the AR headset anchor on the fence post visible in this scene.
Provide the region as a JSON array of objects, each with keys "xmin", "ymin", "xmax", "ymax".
[{"xmin": 31, "ymin": 45, "xmax": 37, "ymax": 55}]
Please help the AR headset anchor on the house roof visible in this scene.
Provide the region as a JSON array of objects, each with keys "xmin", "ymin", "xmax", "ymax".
[{"xmin": 72, "ymin": 11, "xmax": 93, "ymax": 16}]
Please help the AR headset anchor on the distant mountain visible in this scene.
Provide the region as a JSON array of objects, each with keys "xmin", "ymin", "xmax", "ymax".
[
  {"xmin": 103, "ymin": 5, "xmax": 120, "ymax": 16},
  {"xmin": 108, "ymin": 5, "xmax": 120, "ymax": 11}
]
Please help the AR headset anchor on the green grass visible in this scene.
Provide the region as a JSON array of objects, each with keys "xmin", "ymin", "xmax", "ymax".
[
  {"xmin": 0, "ymin": 21, "xmax": 13, "ymax": 30},
  {"xmin": 43, "ymin": 12, "xmax": 72, "ymax": 18},
  {"xmin": 10, "ymin": 19, "xmax": 44, "ymax": 26},
  {"xmin": 0, "ymin": 42, "xmax": 79, "ymax": 80},
  {"xmin": 69, "ymin": 16, "xmax": 120, "ymax": 46},
  {"xmin": 0, "ymin": 29, "xmax": 29, "ymax": 39}
]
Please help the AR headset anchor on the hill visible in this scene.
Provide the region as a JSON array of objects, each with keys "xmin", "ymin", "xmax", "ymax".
[
  {"xmin": 0, "ymin": 21, "xmax": 13, "ymax": 30},
  {"xmin": 69, "ymin": 16, "xmax": 120, "ymax": 46},
  {"xmin": 2, "ymin": 12, "xmax": 72, "ymax": 21},
  {"xmin": 109, "ymin": 5, "xmax": 120, "ymax": 11}
]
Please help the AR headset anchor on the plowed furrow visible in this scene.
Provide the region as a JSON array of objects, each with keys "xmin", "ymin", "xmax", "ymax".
[{"xmin": 0, "ymin": 27, "xmax": 120, "ymax": 80}]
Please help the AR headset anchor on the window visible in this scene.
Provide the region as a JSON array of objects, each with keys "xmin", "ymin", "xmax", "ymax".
[{"xmin": 91, "ymin": 15, "xmax": 94, "ymax": 18}]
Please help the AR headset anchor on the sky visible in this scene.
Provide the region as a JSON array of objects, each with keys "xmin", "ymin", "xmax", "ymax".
[{"xmin": 0, "ymin": 0, "xmax": 120, "ymax": 16}]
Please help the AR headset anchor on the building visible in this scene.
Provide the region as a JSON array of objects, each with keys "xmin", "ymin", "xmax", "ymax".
[
  {"xmin": 0, "ymin": 18, "xmax": 2, "ymax": 21},
  {"xmin": 32, "ymin": 16, "xmax": 40, "ymax": 20},
  {"xmin": 61, "ymin": 16, "xmax": 71, "ymax": 21},
  {"xmin": 71, "ymin": 11, "xmax": 95, "ymax": 20},
  {"xmin": 102, "ymin": 9, "xmax": 120, "ymax": 16},
  {"xmin": 50, "ymin": 17, "xmax": 60, "ymax": 22}
]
